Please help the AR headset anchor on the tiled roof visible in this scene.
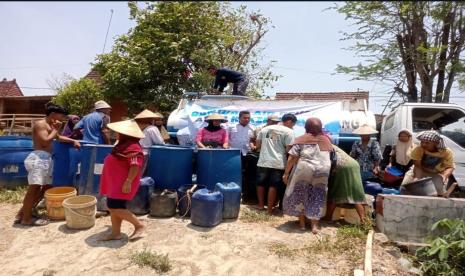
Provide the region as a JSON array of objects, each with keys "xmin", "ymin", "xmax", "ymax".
[
  {"xmin": 275, "ymin": 91, "xmax": 369, "ymax": 101},
  {"xmin": 0, "ymin": 78, "xmax": 24, "ymax": 97},
  {"xmin": 84, "ymin": 69, "xmax": 103, "ymax": 85}
]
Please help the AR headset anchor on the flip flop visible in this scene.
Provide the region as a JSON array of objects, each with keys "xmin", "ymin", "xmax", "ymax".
[{"xmin": 22, "ymin": 218, "xmax": 49, "ymax": 227}]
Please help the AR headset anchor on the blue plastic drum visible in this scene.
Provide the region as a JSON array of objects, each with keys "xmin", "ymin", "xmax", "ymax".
[
  {"xmin": 78, "ymin": 144, "xmax": 113, "ymax": 210},
  {"xmin": 0, "ymin": 136, "xmax": 33, "ymax": 188},
  {"xmin": 146, "ymin": 145, "xmax": 194, "ymax": 190},
  {"xmin": 196, "ymin": 149, "xmax": 242, "ymax": 190},
  {"xmin": 190, "ymin": 188, "xmax": 223, "ymax": 227}
]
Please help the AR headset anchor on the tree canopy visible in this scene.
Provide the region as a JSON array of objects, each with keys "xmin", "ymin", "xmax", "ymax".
[
  {"xmin": 52, "ymin": 78, "xmax": 104, "ymax": 116},
  {"xmin": 94, "ymin": 2, "xmax": 277, "ymax": 113},
  {"xmin": 335, "ymin": 2, "xmax": 465, "ymax": 103}
]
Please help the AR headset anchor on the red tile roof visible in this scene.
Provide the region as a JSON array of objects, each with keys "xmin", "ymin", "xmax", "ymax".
[
  {"xmin": 275, "ymin": 91, "xmax": 369, "ymax": 101},
  {"xmin": 0, "ymin": 78, "xmax": 24, "ymax": 97}
]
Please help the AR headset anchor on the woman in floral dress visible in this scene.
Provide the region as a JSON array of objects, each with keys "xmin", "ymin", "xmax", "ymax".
[{"xmin": 282, "ymin": 118, "xmax": 333, "ymax": 234}]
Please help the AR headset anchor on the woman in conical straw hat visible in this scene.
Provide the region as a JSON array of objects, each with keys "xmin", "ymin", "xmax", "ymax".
[
  {"xmin": 196, "ymin": 113, "xmax": 229, "ymax": 149},
  {"xmin": 350, "ymin": 124, "xmax": 383, "ymax": 181},
  {"xmin": 99, "ymin": 119, "xmax": 146, "ymax": 241}
]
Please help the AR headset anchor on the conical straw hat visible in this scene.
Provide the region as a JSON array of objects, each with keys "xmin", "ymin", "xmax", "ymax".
[
  {"xmin": 107, "ymin": 119, "xmax": 145, "ymax": 139},
  {"xmin": 205, "ymin": 113, "xmax": 227, "ymax": 122},
  {"xmin": 134, "ymin": 109, "xmax": 163, "ymax": 120},
  {"xmin": 353, "ymin": 124, "xmax": 378, "ymax": 135}
]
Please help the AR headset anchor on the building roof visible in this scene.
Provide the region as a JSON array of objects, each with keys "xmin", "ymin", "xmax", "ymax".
[
  {"xmin": 275, "ymin": 91, "xmax": 369, "ymax": 101},
  {"xmin": 84, "ymin": 69, "xmax": 103, "ymax": 85},
  {"xmin": 0, "ymin": 78, "xmax": 24, "ymax": 97}
]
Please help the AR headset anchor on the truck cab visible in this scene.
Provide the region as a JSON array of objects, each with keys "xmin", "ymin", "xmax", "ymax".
[{"xmin": 380, "ymin": 103, "xmax": 465, "ymax": 188}]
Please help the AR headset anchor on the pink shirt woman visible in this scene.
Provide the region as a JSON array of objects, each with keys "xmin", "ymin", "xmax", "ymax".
[{"xmin": 196, "ymin": 114, "xmax": 229, "ymax": 149}]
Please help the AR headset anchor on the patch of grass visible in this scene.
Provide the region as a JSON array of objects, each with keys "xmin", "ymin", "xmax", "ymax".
[
  {"xmin": 303, "ymin": 226, "xmax": 366, "ymax": 267},
  {"xmin": 240, "ymin": 208, "xmax": 277, "ymax": 223},
  {"xmin": 0, "ymin": 186, "xmax": 27, "ymax": 204},
  {"xmin": 43, "ymin": 270, "xmax": 57, "ymax": 276},
  {"xmin": 337, "ymin": 225, "xmax": 366, "ymax": 240},
  {"xmin": 268, "ymin": 242, "xmax": 298, "ymax": 259},
  {"xmin": 130, "ymin": 247, "xmax": 172, "ymax": 273}
]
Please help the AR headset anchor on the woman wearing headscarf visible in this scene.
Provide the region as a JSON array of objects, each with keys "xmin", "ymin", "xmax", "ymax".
[
  {"xmin": 196, "ymin": 113, "xmax": 229, "ymax": 149},
  {"xmin": 61, "ymin": 115, "xmax": 83, "ymax": 140},
  {"xmin": 350, "ymin": 124, "xmax": 383, "ymax": 181},
  {"xmin": 388, "ymin": 129, "xmax": 416, "ymax": 174},
  {"xmin": 282, "ymin": 118, "xmax": 333, "ymax": 234},
  {"xmin": 400, "ymin": 130, "xmax": 455, "ymax": 196},
  {"xmin": 99, "ymin": 119, "xmax": 146, "ymax": 241},
  {"xmin": 324, "ymin": 145, "xmax": 367, "ymax": 224}
]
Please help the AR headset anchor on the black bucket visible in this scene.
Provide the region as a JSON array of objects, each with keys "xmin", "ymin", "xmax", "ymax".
[{"xmin": 150, "ymin": 189, "xmax": 178, "ymax": 217}]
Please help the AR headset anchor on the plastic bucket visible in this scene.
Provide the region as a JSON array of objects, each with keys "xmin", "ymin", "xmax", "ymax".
[
  {"xmin": 63, "ymin": 195, "xmax": 97, "ymax": 229},
  {"xmin": 44, "ymin": 187, "xmax": 77, "ymax": 220}
]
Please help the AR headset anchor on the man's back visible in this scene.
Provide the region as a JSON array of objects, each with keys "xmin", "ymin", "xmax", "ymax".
[
  {"xmin": 76, "ymin": 111, "xmax": 107, "ymax": 144},
  {"xmin": 257, "ymin": 125, "xmax": 295, "ymax": 169}
]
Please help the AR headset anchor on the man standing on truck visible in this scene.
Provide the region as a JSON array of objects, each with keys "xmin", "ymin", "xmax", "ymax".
[{"xmin": 208, "ymin": 65, "xmax": 249, "ymax": 96}]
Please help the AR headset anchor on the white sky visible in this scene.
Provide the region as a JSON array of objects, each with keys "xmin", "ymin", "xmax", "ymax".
[{"xmin": 1, "ymin": 1, "xmax": 464, "ymax": 113}]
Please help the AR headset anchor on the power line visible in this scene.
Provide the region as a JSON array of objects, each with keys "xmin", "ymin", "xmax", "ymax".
[
  {"xmin": 20, "ymin": 86, "xmax": 55, "ymax": 90},
  {"xmin": 0, "ymin": 64, "xmax": 88, "ymax": 70},
  {"xmin": 102, "ymin": 9, "xmax": 114, "ymax": 54}
]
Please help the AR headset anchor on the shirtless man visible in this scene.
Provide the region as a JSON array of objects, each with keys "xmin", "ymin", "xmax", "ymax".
[{"xmin": 16, "ymin": 103, "xmax": 80, "ymax": 226}]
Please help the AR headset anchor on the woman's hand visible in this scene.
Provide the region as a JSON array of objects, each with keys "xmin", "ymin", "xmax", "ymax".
[
  {"xmin": 282, "ymin": 174, "xmax": 289, "ymax": 185},
  {"xmin": 373, "ymin": 166, "xmax": 380, "ymax": 176},
  {"xmin": 122, "ymin": 179, "xmax": 131, "ymax": 194}
]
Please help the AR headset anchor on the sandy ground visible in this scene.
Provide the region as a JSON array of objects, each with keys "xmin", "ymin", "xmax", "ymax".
[{"xmin": 0, "ymin": 203, "xmax": 411, "ymax": 276}]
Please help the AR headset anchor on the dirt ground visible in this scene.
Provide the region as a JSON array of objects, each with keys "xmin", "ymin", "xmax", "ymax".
[{"xmin": 0, "ymin": 203, "xmax": 411, "ymax": 276}]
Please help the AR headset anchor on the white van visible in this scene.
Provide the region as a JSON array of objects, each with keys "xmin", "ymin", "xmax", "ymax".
[{"xmin": 380, "ymin": 103, "xmax": 465, "ymax": 189}]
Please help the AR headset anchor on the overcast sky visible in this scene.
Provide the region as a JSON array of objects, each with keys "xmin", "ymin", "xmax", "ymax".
[{"xmin": 1, "ymin": 1, "xmax": 464, "ymax": 113}]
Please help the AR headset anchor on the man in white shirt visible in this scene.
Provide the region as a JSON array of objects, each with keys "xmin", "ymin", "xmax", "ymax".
[
  {"xmin": 256, "ymin": 113, "xmax": 296, "ymax": 215},
  {"xmin": 135, "ymin": 109, "xmax": 165, "ymax": 174},
  {"xmin": 229, "ymin": 111, "xmax": 257, "ymax": 202}
]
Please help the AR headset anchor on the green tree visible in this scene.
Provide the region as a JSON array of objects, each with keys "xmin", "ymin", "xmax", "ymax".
[
  {"xmin": 94, "ymin": 2, "xmax": 277, "ymax": 114},
  {"xmin": 52, "ymin": 78, "xmax": 104, "ymax": 116},
  {"xmin": 334, "ymin": 2, "xmax": 465, "ymax": 103}
]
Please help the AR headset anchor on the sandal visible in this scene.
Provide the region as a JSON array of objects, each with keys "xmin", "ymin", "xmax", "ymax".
[{"xmin": 22, "ymin": 218, "xmax": 49, "ymax": 227}]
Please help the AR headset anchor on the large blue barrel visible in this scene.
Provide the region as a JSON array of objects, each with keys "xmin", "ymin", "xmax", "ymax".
[
  {"xmin": 177, "ymin": 184, "xmax": 206, "ymax": 217},
  {"xmin": 78, "ymin": 144, "xmax": 113, "ymax": 210},
  {"xmin": 196, "ymin": 149, "xmax": 242, "ymax": 190},
  {"xmin": 127, "ymin": 177, "xmax": 155, "ymax": 215},
  {"xmin": 0, "ymin": 136, "xmax": 33, "ymax": 188},
  {"xmin": 215, "ymin": 182, "xmax": 241, "ymax": 219},
  {"xmin": 190, "ymin": 188, "xmax": 223, "ymax": 227},
  {"xmin": 52, "ymin": 140, "xmax": 93, "ymax": 187},
  {"xmin": 52, "ymin": 140, "xmax": 72, "ymax": 186},
  {"xmin": 146, "ymin": 145, "xmax": 194, "ymax": 190}
]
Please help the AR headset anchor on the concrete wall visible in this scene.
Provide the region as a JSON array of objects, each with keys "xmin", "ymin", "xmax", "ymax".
[{"xmin": 376, "ymin": 194, "xmax": 465, "ymax": 243}]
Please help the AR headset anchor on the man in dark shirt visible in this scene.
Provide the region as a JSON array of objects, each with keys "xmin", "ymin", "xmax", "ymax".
[{"xmin": 208, "ymin": 65, "xmax": 249, "ymax": 96}]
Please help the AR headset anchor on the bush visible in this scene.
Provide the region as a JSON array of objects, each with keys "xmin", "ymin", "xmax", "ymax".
[{"xmin": 415, "ymin": 219, "xmax": 465, "ymax": 276}]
